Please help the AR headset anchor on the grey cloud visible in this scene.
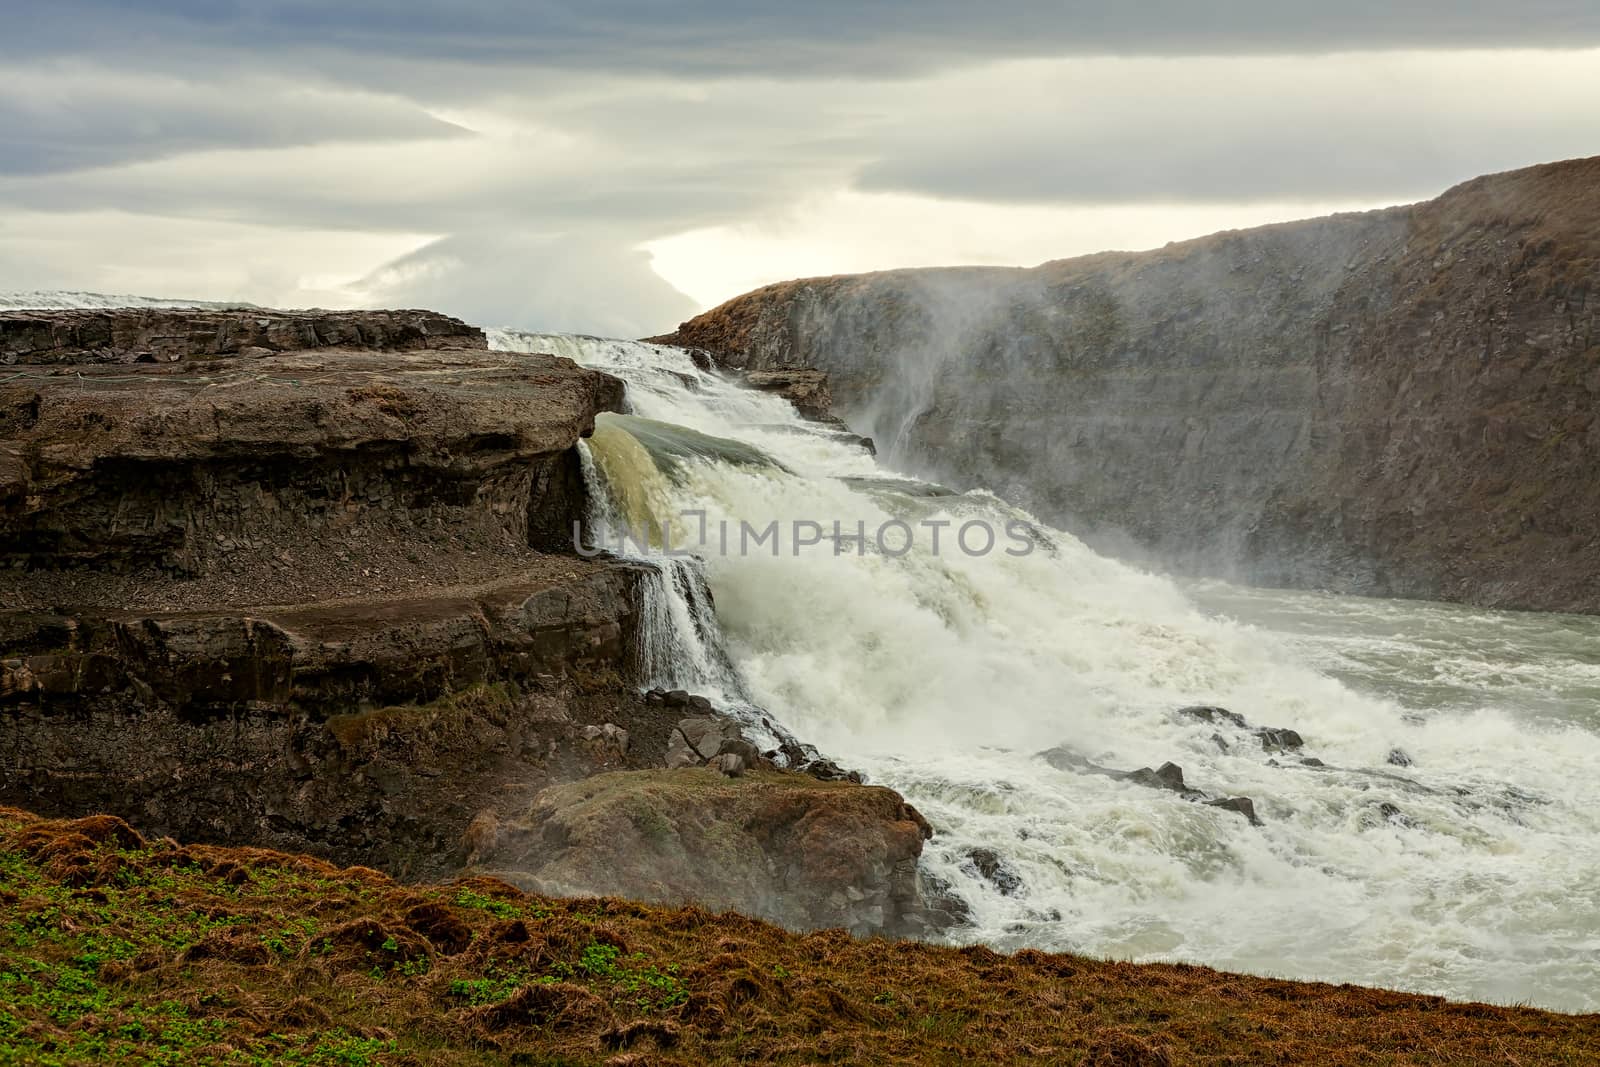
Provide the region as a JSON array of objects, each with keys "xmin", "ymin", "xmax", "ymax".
[
  {"xmin": 0, "ymin": 67, "xmax": 467, "ymax": 175},
  {"xmin": 350, "ymin": 231, "xmax": 697, "ymax": 336},
  {"xmin": 855, "ymin": 56, "xmax": 1600, "ymax": 203},
  {"xmin": 7, "ymin": 1, "xmax": 1600, "ymax": 82}
]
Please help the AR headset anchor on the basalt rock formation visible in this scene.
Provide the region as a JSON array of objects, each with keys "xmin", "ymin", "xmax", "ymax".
[
  {"xmin": 662, "ymin": 156, "xmax": 1600, "ymax": 612},
  {"xmin": 0, "ymin": 307, "xmax": 944, "ymax": 932}
]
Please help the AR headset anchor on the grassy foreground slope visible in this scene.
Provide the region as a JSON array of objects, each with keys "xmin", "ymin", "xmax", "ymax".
[{"xmin": 0, "ymin": 807, "xmax": 1594, "ymax": 1066}]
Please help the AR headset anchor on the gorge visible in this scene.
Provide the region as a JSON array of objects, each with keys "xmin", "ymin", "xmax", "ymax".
[{"xmin": 3, "ymin": 156, "xmax": 1600, "ymax": 1063}]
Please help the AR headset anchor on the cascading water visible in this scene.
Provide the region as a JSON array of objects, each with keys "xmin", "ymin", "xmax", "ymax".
[{"xmin": 493, "ymin": 328, "xmax": 1600, "ymax": 1013}]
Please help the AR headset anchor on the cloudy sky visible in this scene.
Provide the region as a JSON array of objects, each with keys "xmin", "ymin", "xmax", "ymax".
[{"xmin": 3, "ymin": 3, "xmax": 1599, "ymax": 335}]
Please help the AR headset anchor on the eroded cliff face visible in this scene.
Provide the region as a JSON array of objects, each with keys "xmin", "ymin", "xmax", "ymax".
[
  {"xmin": 0, "ymin": 309, "xmax": 647, "ymax": 875},
  {"xmin": 0, "ymin": 307, "xmax": 946, "ymax": 933},
  {"xmin": 662, "ymin": 157, "xmax": 1600, "ymax": 612}
]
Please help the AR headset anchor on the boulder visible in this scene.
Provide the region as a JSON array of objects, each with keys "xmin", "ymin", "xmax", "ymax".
[
  {"xmin": 1178, "ymin": 705, "xmax": 1248, "ymax": 729},
  {"xmin": 739, "ymin": 369, "xmax": 834, "ymax": 421},
  {"xmin": 709, "ymin": 753, "xmax": 746, "ymax": 778},
  {"xmin": 480, "ymin": 769, "xmax": 941, "ymax": 937},
  {"xmin": 1256, "ymin": 728, "xmax": 1305, "ymax": 752},
  {"xmin": 1204, "ymin": 797, "xmax": 1262, "ymax": 826},
  {"xmin": 963, "ymin": 847, "xmax": 1023, "ymax": 896}
]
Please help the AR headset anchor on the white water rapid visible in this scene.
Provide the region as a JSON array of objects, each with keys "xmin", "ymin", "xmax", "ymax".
[{"xmin": 494, "ymin": 329, "xmax": 1600, "ymax": 1014}]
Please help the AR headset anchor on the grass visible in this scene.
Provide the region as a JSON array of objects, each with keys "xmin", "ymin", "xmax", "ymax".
[{"xmin": 0, "ymin": 807, "xmax": 1596, "ymax": 1065}]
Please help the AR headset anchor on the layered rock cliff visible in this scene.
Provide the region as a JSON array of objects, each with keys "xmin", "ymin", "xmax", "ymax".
[
  {"xmin": 662, "ymin": 156, "xmax": 1600, "ymax": 612},
  {"xmin": 1, "ymin": 308, "xmax": 947, "ymax": 930}
]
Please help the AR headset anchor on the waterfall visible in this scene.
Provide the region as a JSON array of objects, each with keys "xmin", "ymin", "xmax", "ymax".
[{"xmin": 490, "ymin": 326, "xmax": 1600, "ymax": 1014}]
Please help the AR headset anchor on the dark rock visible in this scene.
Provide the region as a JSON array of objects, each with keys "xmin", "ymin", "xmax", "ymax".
[
  {"xmin": 716, "ymin": 737, "xmax": 763, "ymax": 765},
  {"xmin": 645, "ymin": 688, "xmax": 666, "ymax": 707},
  {"xmin": 1301, "ymin": 757, "xmax": 1326, "ymax": 768},
  {"xmin": 663, "ymin": 690, "xmax": 691, "ymax": 708},
  {"xmin": 1256, "ymin": 728, "xmax": 1305, "ymax": 752},
  {"xmin": 1211, "ymin": 733, "xmax": 1230, "ymax": 753},
  {"xmin": 1387, "ymin": 748, "xmax": 1413, "ymax": 767},
  {"xmin": 804, "ymin": 758, "xmax": 863, "ymax": 784},
  {"xmin": 911, "ymin": 870, "xmax": 973, "ymax": 931},
  {"xmin": 1376, "ymin": 802, "xmax": 1416, "ymax": 827},
  {"xmin": 963, "ymin": 847, "xmax": 1023, "ymax": 896},
  {"xmin": 1040, "ymin": 745, "xmax": 1262, "ymax": 824},
  {"xmin": 1178, "ymin": 705, "xmax": 1248, "ymax": 729},
  {"xmin": 1124, "ymin": 762, "xmax": 1188, "ymax": 793},
  {"xmin": 739, "ymin": 369, "xmax": 833, "ymax": 421},
  {"xmin": 687, "ymin": 694, "xmax": 714, "ymax": 713},
  {"xmin": 1204, "ymin": 797, "xmax": 1262, "ymax": 826}
]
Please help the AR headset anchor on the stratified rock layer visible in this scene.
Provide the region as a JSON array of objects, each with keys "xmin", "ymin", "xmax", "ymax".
[
  {"xmin": 2, "ymin": 311, "xmax": 623, "ymax": 575},
  {"xmin": 1, "ymin": 307, "xmax": 944, "ymax": 933},
  {"xmin": 662, "ymin": 156, "xmax": 1600, "ymax": 612}
]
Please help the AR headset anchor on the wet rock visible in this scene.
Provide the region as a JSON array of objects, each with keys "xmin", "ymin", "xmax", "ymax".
[
  {"xmin": 663, "ymin": 690, "xmax": 691, "ymax": 708},
  {"xmin": 963, "ymin": 847, "xmax": 1023, "ymax": 896},
  {"xmin": 1178, "ymin": 705, "xmax": 1248, "ymax": 729},
  {"xmin": 687, "ymin": 694, "xmax": 714, "ymax": 713},
  {"xmin": 739, "ymin": 369, "xmax": 834, "ymax": 421},
  {"xmin": 644, "ymin": 688, "xmax": 666, "ymax": 707},
  {"xmin": 1038, "ymin": 746, "xmax": 1262, "ymax": 824},
  {"xmin": 1204, "ymin": 797, "xmax": 1262, "ymax": 826},
  {"xmin": 1256, "ymin": 728, "xmax": 1305, "ymax": 752},
  {"xmin": 1301, "ymin": 757, "xmax": 1326, "ymax": 768},
  {"xmin": 1125, "ymin": 762, "xmax": 1189, "ymax": 793},
  {"xmin": 1211, "ymin": 733, "xmax": 1230, "ymax": 753},
  {"xmin": 803, "ymin": 758, "xmax": 864, "ymax": 784},
  {"xmin": 1387, "ymin": 748, "xmax": 1413, "ymax": 767}
]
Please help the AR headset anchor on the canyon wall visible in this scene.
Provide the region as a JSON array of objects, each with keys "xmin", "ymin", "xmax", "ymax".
[
  {"xmin": 0, "ymin": 307, "xmax": 949, "ymax": 934},
  {"xmin": 662, "ymin": 157, "xmax": 1600, "ymax": 612}
]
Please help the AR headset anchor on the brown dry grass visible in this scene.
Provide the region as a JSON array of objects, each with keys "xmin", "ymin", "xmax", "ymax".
[{"xmin": 0, "ymin": 805, "xmax": 1595, "ymax": 1065}]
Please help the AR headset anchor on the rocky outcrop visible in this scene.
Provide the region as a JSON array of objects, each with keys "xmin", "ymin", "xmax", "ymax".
[
  {"xmin": 739, "ymin": 368, "xmax": 834, "ymax": 421},
  {"xmin": 2, "ymin": 310, "xmax": 623, "ymax": 577},
  {"xmin": 661, "ymin": 156, "xmax": 1600, "ymax": 612},
  {"xmin": 0, "ymin": 308, "xmax": 652, "ymax": 874},
  {"xmin": 481, "ymin": 768, "xmax": 943, "ymax": 937},
  {"xmin": 1, "ymin": 306, "xmax": 945, "ymax": 928},
  {"xmin": 0, "ymin": 307, "xmax": 481, "ymax": 365}
]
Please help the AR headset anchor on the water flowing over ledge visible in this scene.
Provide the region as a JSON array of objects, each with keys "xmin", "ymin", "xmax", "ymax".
[{"xmin": 491, "ymin": 327, "xmax": 1600, "ymax": 1013}]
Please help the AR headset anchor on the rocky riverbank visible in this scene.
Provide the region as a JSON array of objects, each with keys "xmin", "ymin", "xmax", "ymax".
[
  {"xmin": 0, "ymin": 306, "xmax": 946, "ymax": 932},
  {"xmin": 659, "ymin": 156, "xmax": 1600, "ymax": 613}
]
